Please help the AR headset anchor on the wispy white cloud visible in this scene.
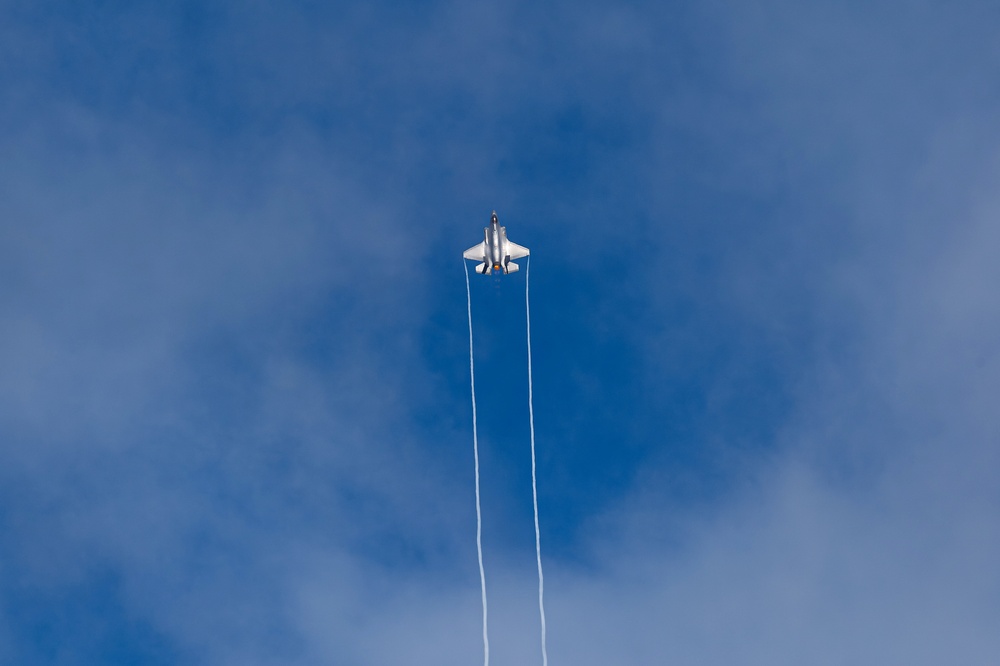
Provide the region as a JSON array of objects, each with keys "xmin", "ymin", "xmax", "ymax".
[{"xmin": 1, "ymin": 1, "xmax": 998, "ymax": 664}]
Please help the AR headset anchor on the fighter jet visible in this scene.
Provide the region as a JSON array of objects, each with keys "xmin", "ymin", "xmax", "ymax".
[{"xmin": 463, "ymin": 210, "xmax": 530, "ymax": 275}]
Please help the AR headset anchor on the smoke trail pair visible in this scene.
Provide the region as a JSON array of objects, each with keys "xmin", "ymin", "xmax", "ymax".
[{"xmin": 465, "ymin": 258, "xmax": 548, "ymax": 666}]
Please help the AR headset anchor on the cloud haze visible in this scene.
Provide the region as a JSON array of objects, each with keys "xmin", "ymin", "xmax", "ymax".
[{"xmin": 1, "ymin": 0, "xmax": 998, "ymax": 663}]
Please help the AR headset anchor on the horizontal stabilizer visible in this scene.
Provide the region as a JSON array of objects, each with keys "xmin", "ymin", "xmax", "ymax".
[
  {"xmin": 474, "ymin": 262, "xmax": 490, "ymax": 274},
  {"xmin": 505, "ymin": 262, "xmax": 520, "ymax": 273}
]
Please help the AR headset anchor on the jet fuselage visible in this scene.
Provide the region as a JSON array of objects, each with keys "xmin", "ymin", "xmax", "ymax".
[
  {"xmin": 463, "ymin": 210, "xmax": 529, "ymax": 275},
  {"xmin": 485, "ymin": 212, "xmax": 508, "ymax": 274}
]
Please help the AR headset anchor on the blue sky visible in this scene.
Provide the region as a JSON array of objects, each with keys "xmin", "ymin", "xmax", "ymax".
[{"xmin": 2, "ymin": 1, "xmax": 999, "ymax": 663}]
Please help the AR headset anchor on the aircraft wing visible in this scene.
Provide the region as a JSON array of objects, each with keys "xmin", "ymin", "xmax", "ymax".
[
  {"xmin": 507, "ymin": 241, "xmax": 530, "ymax": 260},
  {"xmin": 464, "ymin": 241, "xmax": 487, "ymax": 261}
]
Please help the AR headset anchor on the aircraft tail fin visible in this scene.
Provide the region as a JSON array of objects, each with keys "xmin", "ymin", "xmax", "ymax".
[
  {"xmin": 505, "ymin": 262, "xmax": 520, "ymax": 274},
  {"xmin": 474, "ymin": 262, "xmax": 490, "ymax": 274}
]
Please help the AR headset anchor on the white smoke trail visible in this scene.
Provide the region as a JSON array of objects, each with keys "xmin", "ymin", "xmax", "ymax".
[
  {"xmin": 465, "ymin": 260, "xmax": 490, "ymax": 666},
  {"xmin": 525, "ymin": 256, "xmax": 549, "ymax": 666}
]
